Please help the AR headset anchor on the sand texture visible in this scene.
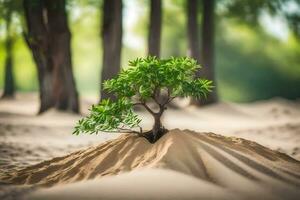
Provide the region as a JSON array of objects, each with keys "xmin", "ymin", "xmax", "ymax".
[
  {"xmin": 1, "ymin": 129, "xmax": 300, "ymax": 200},
  {"xmin": 0, "ymin": 95, "xmax": 300, "ymax": 199}
]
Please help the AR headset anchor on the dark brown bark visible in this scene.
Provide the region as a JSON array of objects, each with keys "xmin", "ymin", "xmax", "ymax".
[
  {"xmin": 23, "ymin": 0, "xmax": 79, "ymax": 113},
  {"xmin": 148, "ymin": 0, "xmax": 162, "ymax": 57},
  {"xmin": 199, "ymin": 0, "xmax": 217, "ymax": 105},
  {"xmin": 23, "ymin": 0, "xmax": 54, "ymax": 112},
  {"xmin": 46, "ymin": 0, "xmax": 79, "ymax": 112},
  {"xmin": 135, "ymin": 97, "xmax": 167, "ymax": 143},
  {"xmin": 152, "ymin": 112, "xmax": 163, "ymax": 142},
  {"xmin": 187, "ymin": 0, "xmax": 201, "ymax": 63},
  {"xmin": 188, "ymin": 0, "xmax": 218, "ymax": 105},
  {"xmin": 101, "ymin": 0, "xmax": 123, "ymax": 100},
  {"xmin": 2, "ymin": 10, "xmax": 15, "ymax": 98},
  {"xmin": 147, "ymin": 101, "xmax": 166, "ymax": 142}
]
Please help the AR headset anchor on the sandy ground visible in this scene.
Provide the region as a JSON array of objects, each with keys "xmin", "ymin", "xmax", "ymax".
[{"xmin": 0, "ymin": 93, "xmax": 299, "ymax": 199}]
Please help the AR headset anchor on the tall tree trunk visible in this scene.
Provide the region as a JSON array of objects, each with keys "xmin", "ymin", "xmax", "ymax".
[
  {"xmin": 187, "ymin": 0, "xmax": 201, "ymax": 63},
  {"xmin": 101, "ymin": 0, "xmax": 123, "ymax": 100},
  {"xmin": 2, "ymin": 10, "xmax": 15, "ymax": 98},
  {"xmin": 148, "ymin": 0, "xmax": 162, "ymax": 57},
  {"xmin": 23, "ymin": 0, "xmax": 79, "ymax": 113},
  {"xmin": 46, "ymin": 0, "xmax": 79, "ymax": 112},
  {"xmin": 200, "ymin": 0, "xmax": 217, "ymax": 105},
  {"xmin": 23, "ymin": 0, "xmax": 54, "ymax": 112}
]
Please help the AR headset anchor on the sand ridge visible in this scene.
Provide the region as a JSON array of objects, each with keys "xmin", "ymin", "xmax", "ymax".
[
  {"xmin": 1, "ymin": 129, "xmax": 300, "ymax": 199},
  {"xmin": 1, "ymin": 96, "xmax": 300, "ymax": 199}
]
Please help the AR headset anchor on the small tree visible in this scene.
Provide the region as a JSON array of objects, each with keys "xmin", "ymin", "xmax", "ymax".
[{"xmin": 74, "ymin": 57, "xmax": 213, "ymax": 143}]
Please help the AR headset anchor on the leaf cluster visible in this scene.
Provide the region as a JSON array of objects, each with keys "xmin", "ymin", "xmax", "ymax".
[
  {"xmin": 104, "ymin": 56, "xmax": 213, "ymax": 100},
  {"xmin": 73, "ymin": 98, "xmax": 141, "ymax": 135},
  {"xmin": 74, "ymin": 56, "xmax": 213, "ymax": 135}
]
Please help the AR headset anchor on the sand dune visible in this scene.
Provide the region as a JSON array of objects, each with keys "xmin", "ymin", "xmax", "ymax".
[
  {"xmin": 1, "ymin": 96, "xmax": 300, "ymax": 199},
  {"xmin": 1, "ymin": 129, "xmax": 300, "ymax": 199},
  {"xmin": 29, "ymin": 169, "xmax": 242, "ymax": 200}
]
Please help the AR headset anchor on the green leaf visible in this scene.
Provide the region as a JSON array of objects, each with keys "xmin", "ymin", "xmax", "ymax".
[{"xmin": 74, "ymin": 56, "xmax": 213, "ymax": 135}]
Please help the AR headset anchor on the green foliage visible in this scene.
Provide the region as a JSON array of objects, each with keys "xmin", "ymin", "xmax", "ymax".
[
  {"xmin": 216, "ymin": 21, "xmax": 300, "ymax": 101},
  {"xmin": 0, "ymin": 0, "xmax": 22, "ymax": 19},
  {"xmin": 104, "ymin": 57, "xmax": 212, "ymax": 100},
  {"xmin": 73, "ymin": 98, "xmax": 141, "ymax": 135},
  {"xmin": 1, "ymin": 1, "xmax": 299, "ymax": 101},
  {"xmin": 222, "ymin": 0, "xmax": 300, "ymax": 38},
  {"xmin": 222, "ymin": 0, "xmax": 283, "ymax": 24},
  {"xmin": 74, "ymin": 56, "xmax": 213, "ymax": 135}
]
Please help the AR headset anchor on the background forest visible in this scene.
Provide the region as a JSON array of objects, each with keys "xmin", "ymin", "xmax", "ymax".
[{"xmin": 0, "ymin": 0, "xmax": 299, "ymax": 105}]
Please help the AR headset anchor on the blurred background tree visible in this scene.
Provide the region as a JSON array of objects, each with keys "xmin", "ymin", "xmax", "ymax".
[
  {"xmin": 100, "ymin": 0, "xmax": 122, "ymax": 100},
  {"xmin": 148, "ymin": 0, "xmax": 162, "ymax": 57},
  {"xmin": 23, "ymin": 0, "xmax": 79, "ymax": 113},
  {"xmin": 0, "ymin": 0, "xmax": 22, "ymax": 98},
  {"xmin": 0, "ymin": 0, "xmax": 299, "ymax": 112}
]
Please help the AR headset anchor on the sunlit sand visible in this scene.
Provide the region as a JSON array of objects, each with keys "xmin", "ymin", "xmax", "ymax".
[{"xmin": 0, "ymin": 94, "xmax": 299, "ymax": 199}]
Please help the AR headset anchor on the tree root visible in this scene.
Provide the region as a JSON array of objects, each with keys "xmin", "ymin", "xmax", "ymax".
[{"xmin": 139, "ymin": 128, "xmax": 168, "ymax": 143}]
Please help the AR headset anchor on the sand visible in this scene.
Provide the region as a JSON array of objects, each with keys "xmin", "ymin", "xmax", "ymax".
[
  {"xmin": 0, "ymin": 94, "xmax": 300, "ymax": 199},
  {"xmin": 29, "ymin": 169, "xmax": 242, "ymax": 200},
  {"xmin": 1, "ymin": 130, "xmax": 300, "ymax": 199}
]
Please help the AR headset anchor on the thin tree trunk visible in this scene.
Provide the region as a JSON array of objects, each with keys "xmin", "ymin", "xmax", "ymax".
[
  {"xmin": 148, "ymin": 0, "xmax": 162, "ymax": 57},
  {"xmin": 152, "ymin": 113, "xmax": 162, "ymax": 142},
  {"xmin": 2, "ymin": 10, "xmax": 15, "ymax": 98},
  {"xmin": 187, "ymin": 0, "xmax": 201, "ymax": 63},
  {"xmin": 23, "ymin": 0, "xmax": 79, "ymax": 113},
  {"xmin": 199, "ymin": 0, "xmax": 217, "ymax": 105},
  {"xmin": 101, "ymin": 0, "xmax": 123, "ymax": 100},
  {"xmin": 151, "ymin": 103, "xmax": 166, "ymax": 142}
]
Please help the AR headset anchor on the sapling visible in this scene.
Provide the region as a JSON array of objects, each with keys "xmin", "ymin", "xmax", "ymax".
[{"xmin": 74, "ymin": 56, "xmax": 213, "ymax": 143}]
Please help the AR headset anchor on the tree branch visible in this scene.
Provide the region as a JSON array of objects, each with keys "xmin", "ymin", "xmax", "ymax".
[
  {"xmin": 118, "ymin": 127, "xmax": 141, "ymax": 134},
  {"xmin": 166, "ymin": 96, "xmax": 176, "ymax": 104},
  {"xmin": 133, "ymin": 102, "xmax": 143, "ymax": 106},
  {"xmin": 96, "ymin": 128, "xmax": 141, "ymax": 135},
  {"xmin": 133, "ymin": 101, "xmax": 155, "ymax": 115}
]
